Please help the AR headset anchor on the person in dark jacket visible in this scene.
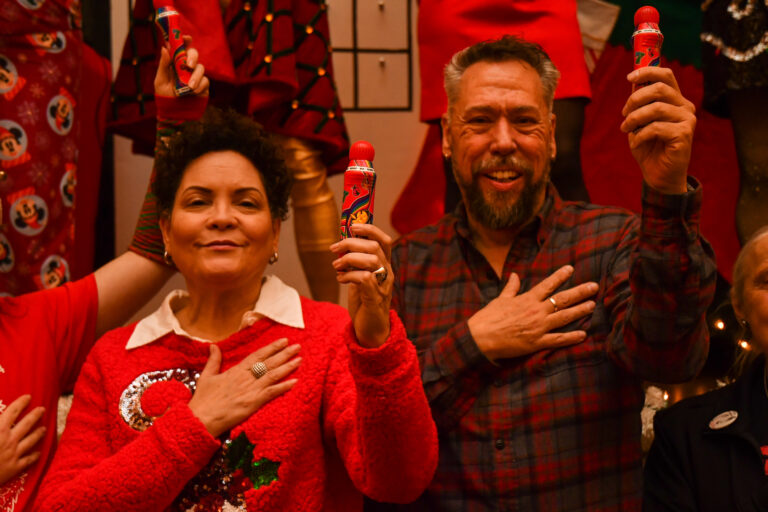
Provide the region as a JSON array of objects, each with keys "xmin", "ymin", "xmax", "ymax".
[{"xmin": 644, "ymin": 225, "xmax": 768, "ymax": 512}]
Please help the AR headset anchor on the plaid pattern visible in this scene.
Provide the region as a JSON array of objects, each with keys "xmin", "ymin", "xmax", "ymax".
[{"xmin": 389, "ymin": 181, "xmax": 716, "ymax": 512}]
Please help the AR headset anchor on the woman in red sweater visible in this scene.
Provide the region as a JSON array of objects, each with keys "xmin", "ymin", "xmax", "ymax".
[{"xmin": 35, "ymin": 47, "xmax": 438, "ymax": 512}]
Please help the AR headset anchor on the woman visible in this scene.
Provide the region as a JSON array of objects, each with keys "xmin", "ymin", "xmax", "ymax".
[
  {"xmin": 35, "ymin": 58, "xmax": 438, "ymax": 512},
  {"xmin": 643, "ymin": 226, "xmax": 768, "ymax": 511}
]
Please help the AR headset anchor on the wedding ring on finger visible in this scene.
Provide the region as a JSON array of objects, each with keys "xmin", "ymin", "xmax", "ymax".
[
  {"xmin": 373, "ymin": 266, "xmax": 388, "ymax": 285},
  {"xmin": 548, "ymin": 296, "xmax": 559, "ymax": 313},
  {"xmin": 250, "ymin": 361, "xmax": 269, "ymax": 379}
]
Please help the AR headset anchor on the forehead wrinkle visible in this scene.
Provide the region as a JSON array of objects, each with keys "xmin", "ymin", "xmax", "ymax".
[
  {"xmin": 179, "ymin": 185, "xmax": 265, "ymax": 196},
  {"xmin": 464, "ymin": 103, "xmax": 542, "ymax": 116}
]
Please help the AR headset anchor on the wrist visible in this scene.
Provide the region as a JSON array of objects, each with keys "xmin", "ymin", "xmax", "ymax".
[
  {"xmin": 644, "ymin": 177, "xmax": 688, "ymax": 195},
  {"xmin": 468, "ymin": 316, "xmax": 496, "ymax": 362},
  {"xmin": 188, "ymin": 402, "xmax": 224, "ymax": 438},
  {"xmin": 353, "ymin": 302, "xmax": 392, "ymax": 348},
  {"xmin": 354, "ymin": 320, "xmax": 390, "ymax": 348}
]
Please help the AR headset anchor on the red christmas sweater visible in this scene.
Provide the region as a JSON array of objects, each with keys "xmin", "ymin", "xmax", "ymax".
[{"xmin": 36, "ymin": 299, "xmax": 437, "ymax": 511}]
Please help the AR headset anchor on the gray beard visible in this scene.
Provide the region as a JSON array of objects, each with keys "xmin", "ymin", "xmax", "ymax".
[{"xmin": 452, "ymin": 154, "xmax": 549, "ymax": 230}]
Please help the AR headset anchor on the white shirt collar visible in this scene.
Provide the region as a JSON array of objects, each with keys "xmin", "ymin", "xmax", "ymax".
[{"xmin": 125, "ymin": 275, "xmax": 305, "ymax": 350}]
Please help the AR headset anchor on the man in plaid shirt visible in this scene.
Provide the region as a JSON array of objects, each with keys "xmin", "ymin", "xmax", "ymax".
[{"xmin": 367, "ymin": 36, "xmax": 716, "ymax": 511}]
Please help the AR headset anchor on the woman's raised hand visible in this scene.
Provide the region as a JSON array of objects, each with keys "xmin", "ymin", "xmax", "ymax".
[
  {"xmin": 187, "ymin": 338, "xmax": 301, "ymax": 438},
  {"xmin": 330, "ymin": 223, "xmax": 393, "ymax": 348},
  {"xmin": 0, "ymin": 395, "xmax": 45, "ymax": 486},
  {"xmin": 154, "ymin": 35, "xmax": 209, "ymax": 98}
]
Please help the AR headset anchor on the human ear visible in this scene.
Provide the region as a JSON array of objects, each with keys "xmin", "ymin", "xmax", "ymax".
[
  {"xmin": 731, "ymin": 288, "xmax": 746, "ymax": 324},
  {"xmin": 159, "ymin": 215, "xmax": 171, "ymax": 250},
  {"xmin": 441, "ymin": 113, "xmax": 453, "ymax": 159}
]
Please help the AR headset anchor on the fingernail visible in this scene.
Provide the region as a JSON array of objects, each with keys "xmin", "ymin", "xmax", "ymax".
[
  {"xmin": 588, "ymin": 282, "xmax": 599, "ymax": 292},
  {"xmin": 277, "ymin": 337, "xmax": 289, "ymax": 346},
  {"xmin": 287, "ymin": 378, "xmax": 298, "ymax": 385},
  {"xmin": 627, "ymin": 71, "xmax": 637, "ymax": 80},
  {"xmin": 293, "ymin": 356, "xmax": 303, "ymax": 364},
  {"xmin": 290, "ymin": 344, "xmax": 301, "ymax": 352}
]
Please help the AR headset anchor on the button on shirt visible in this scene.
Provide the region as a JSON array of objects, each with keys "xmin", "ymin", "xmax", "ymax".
[{"xmin": 390, "ymin": 182, "xmax": 716, "ymax": 512}]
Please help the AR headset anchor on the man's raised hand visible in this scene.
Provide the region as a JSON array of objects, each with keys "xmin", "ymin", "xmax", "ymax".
[{"xmin": 621, "ymin": 66, "xmax": 696, "ymax": 195}]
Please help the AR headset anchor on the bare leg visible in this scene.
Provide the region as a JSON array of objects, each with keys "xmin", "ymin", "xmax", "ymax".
[
  {"xmin": 551, "ymin": 98, "xmax": 590, "ymax": 202},
  {"xmin": 276, "ymin": 136, "xmax": 340, "ymax": 303},
  {"xmin": 728, "ymin": 87, "xmax": 768, "ymax": 244}
]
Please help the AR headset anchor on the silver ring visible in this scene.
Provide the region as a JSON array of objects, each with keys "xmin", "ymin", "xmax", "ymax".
[
  {"xmin": 548, "ymin": 296, "xmax": 559, "ymax": 312},
  {"xmin": 250, "ymin": 361, "xmax": 268, "ymax": 379},
  {"xmin": 373, "ymin": 266, "xmax": 388, "ymax": 285}
]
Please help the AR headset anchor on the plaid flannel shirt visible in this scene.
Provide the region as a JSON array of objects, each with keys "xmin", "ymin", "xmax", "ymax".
[{"xmin": 388, "ymin": 181, "xmax": 716, "ymax": 512}]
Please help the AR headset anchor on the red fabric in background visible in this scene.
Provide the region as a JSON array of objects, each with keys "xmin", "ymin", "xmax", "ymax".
[
  {"xmin": 390, "ymin": 123, "xmax": 445, "ymax": 235},
  {"xmin": 417, "ymin": 0, "xmax": 591, "ymax": 122},
  {"xmin": 581, "ymin": 44, "xmax": 739, "ymax": 281},
  {"xmin": 71, "ymin": 44, "xmax": 110, "ymax": 281}
]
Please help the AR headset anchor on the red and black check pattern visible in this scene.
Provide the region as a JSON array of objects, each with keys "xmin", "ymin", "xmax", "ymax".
[{"xmin": 390, "ymin": 181, "xmax": 716, "ymax": 512}]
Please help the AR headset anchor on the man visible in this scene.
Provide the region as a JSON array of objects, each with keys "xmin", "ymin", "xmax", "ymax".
[{"xmin": 385, "ymin": 36, "xmax": 716, "ymax": 511}]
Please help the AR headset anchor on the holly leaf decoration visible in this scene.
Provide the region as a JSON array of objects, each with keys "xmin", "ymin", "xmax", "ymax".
[{"xmin": 225, "ymin": 432, "xmax": 280, "ymax": 490}]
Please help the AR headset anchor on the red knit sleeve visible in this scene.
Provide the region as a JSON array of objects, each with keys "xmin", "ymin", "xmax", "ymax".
[
  {"xmin": 35, "ymin": 334, "xmax": 220, "ymax": 511},
  {"xmin": 321, "ymin": 310, "xmax": 438, "ymax": 503}
]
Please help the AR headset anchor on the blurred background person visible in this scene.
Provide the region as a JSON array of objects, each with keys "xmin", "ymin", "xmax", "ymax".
[{"xmin": 644, "ymin": 226, "xmax": 768, "ymax": 511}]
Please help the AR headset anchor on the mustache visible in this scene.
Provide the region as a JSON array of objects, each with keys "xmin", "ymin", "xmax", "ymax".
[{"xmin": 471, "ymin": 156, "xmax": 534, "ymax": 177}]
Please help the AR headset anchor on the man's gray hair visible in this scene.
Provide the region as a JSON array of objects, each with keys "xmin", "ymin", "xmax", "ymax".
[{"xmin": 444, "ymin": 35, "xmax": 561, "ymax": 114}]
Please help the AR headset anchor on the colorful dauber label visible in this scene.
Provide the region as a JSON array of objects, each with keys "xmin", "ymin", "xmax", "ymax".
[
  {"xmin": 340, "ymin": 160, "xmax": 376, "ymax": 239},
  {"xmin": 156, "ymin": 7, "xmax": 193, "ymax": 96}
]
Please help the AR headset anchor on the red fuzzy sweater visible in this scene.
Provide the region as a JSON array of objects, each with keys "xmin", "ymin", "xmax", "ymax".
[{"xmin": 36, "ymin": 299, "xmax": 437, "ymax": 511}]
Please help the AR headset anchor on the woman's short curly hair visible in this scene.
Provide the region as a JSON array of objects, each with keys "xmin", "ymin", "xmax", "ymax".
[{"xmin": 153, "ymin": 107, "xmax": 293, "ymax": 221}]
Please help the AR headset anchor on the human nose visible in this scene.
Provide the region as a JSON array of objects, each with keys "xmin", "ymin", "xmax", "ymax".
[
  {"xmin": 490, "ymin": 120, "xmax": 518, "ymax": 155},
  {"xmin": 207, "ymin": 200, "xmax": 236, "ymax": 230}
]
